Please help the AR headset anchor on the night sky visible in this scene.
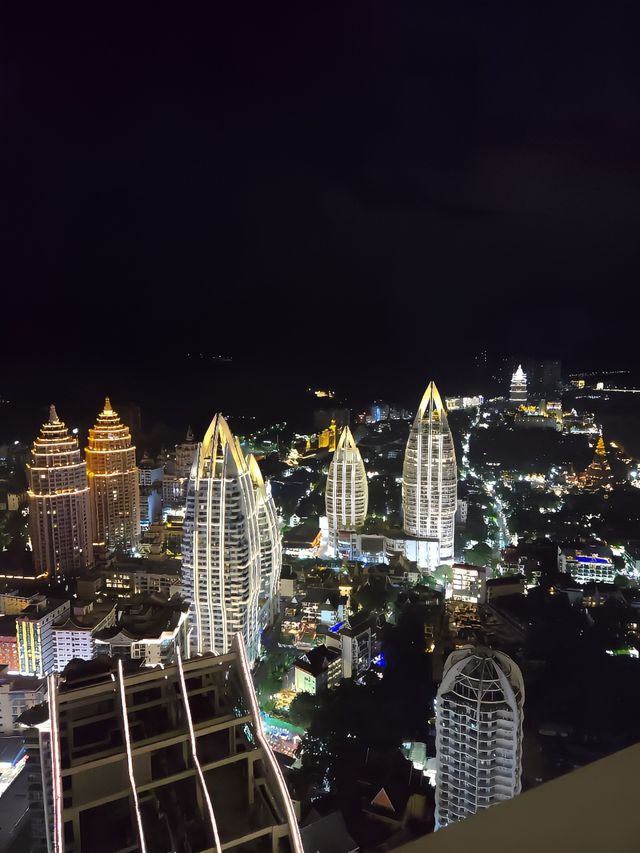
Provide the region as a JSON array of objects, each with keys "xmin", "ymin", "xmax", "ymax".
[{"xmin": 2, "ymin": 5, "xmax": 640, "ymax": 418}]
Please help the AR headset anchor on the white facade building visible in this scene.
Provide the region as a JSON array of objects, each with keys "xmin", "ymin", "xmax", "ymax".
[
  {"xmin": 402, "ymin": 382, "xmax": 457, "ymax": 564},
  {"xmin": 52, "ymin": 601, "xmax": 117, "ymax": 671},
  {"xmin": 510, "ymin": 365, "xmax": 528, "ymax": 404},
  {"xmin": 436, "ymin": 646, "xmax": 524, "ymax": 829},
  {"xmin": 247, "ymin": 455, "xmax": 282, "ymax": 630},
  {"xmin": 175, "ymin": 425, "xmax": 197, "ymax": 477},
  {"xmin": 325, "ymin": 426, "xmax": 368, "ymax": 555},
  {"xmin": 27, "ymin": 405, "xmax": 93, "ymax": 578},
  {"xmin": 181, "ymin": 414, "xmax": 261, "ymax": 665}
]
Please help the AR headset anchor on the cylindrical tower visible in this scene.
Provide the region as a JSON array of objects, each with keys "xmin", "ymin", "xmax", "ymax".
[
  {"xmin": 85, "ymin": 397, "xmax": 140, "ymax": 553},
  {"xmin": 27, "ymin": 405, "xmax": 93, "ymax": 577},
  {"xmin": 435, "ymin": 646, "xmax": 524, "ymax": 829}
]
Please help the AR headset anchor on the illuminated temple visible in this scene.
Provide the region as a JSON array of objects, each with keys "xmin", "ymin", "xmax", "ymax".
[{"xmin": 573, "ymin": 433, "xmax": 614, "ymax": 492}]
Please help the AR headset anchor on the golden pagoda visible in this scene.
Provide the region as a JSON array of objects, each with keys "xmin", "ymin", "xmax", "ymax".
[{"xmin": 578, "ymin": 434, "xmax": 613, "ymax": 492}]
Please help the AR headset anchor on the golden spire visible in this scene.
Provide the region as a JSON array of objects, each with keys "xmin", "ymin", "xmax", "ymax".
[
  {"xmin": 246, "ymin": 453, "xmax": 266, "ymax": 491},
  {"xmin": 49, "ymin": 404, "xmax": 60, "ymax": 424},
  {"xmin": 103, "ymin": 396, "xmax": 113, "ymax": 414},
  {"xmin": 417, "ymin": 381, "xmax": 445, "ymax": 419},
  {"xmin": 336, "ymin": 425, "xmax": 357, "ymax": 451}
]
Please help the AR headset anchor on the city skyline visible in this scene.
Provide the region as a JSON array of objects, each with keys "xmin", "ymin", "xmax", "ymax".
[
  {"xmin": 2, "ymin": 6, "xmax": 639, "ymax": 849},
  {"xmin": 26, "ymin": 405, "xmax": 93, "ymax": 579}
]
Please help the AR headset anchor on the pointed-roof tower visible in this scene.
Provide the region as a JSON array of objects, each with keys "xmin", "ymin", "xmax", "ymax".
[
  {"xmin": 86, "ymin": 397, "xmax": 140, "ymax": 551},
  {"xmin": 326, "ymin": 426, "xmax": 368, "ymax": 555},
  {"xmin": 182, "ymin": 415, "xmax": 261, "ymax": 663},
  {"xmin": 27, "ymin": 405, "xmax": 93, "ymax": 577},
  {"xmin": 198, "ymin": 413, "xmax": 246, "ymax": 480},
  {"xmin": 402, "ymin": 380, "xmax": 457, "ymax": 563}
]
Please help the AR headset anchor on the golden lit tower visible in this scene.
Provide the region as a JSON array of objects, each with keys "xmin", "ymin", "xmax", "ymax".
[
  {"xmin": 27, "ymin": 405, "xmax": 93, "ymax": 578},
  {"xmin": 86, "ymin": 397, "xmax": 140, "ymax": 553}
]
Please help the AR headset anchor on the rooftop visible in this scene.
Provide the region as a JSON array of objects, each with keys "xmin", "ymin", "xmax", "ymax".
[
  {"xmin": 397, "ymin": 743, "xmax": 640, "ymax": 852},
  {"xmin": 295, "ymin": 645, "xmax": 341, "ymax": 677}
]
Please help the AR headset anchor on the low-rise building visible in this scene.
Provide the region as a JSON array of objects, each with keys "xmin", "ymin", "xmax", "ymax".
[
  {"xmin": 558, "ymin": 546, "xmax": 616, "ymax": 584},
  {"xmin": 294, "ymin": 644, "xmax": 342, "ymax": 694},
  {"xmin": 16, "ymin": 597, "xmax": 70, "ymax": 676},
  {"xmin": 0, "ymin": 591, "xmax": 35, "ymax": 616},
  {"xmin": 100, "ymin": 557, "xmax": 182, "ymax": 599},
  {"xmin": 0, "ymin": 616, "xmax": 19, "ymax": 671},
  {"xmin": 485, "ymin": 574, "xmax": 526, "ymax": 603},
  {"xmin": 52, "ymin": 599, "xmax": 117, "ymax": 671},
  {"xmin": 325, "ymin": 610, "xmax": 378, "ymax": 679},
  {"xmin": 298, "ymin": 588, "xmax": 347, "ymax": 628},
  {"xmin": 280, "ymin": 566, "xmax": 297, "ymax": 598},
  {"xmin": 0, "ymin": 666, "xmax": 46, "ymax": 734},
  {"xmin": 450, "ymin": 563, "xmax": 486, "ymax": 604}
]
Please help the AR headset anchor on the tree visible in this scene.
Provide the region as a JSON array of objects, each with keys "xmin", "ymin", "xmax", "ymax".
[
  {"xmin": 288, "ymin": 692, "xmax": 320, "ymax": 729},
  {"xmin": 432, "ymin": 564, "xmax": 453, "ymax": 586}
]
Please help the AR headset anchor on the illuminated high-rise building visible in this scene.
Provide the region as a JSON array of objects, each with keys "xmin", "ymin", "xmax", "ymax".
[
  {"xmin": 510, "ymin": 364, "xmax": 528, "ymax": 404},
  {"xmin": 176, "ymin": 424, "xmax": 197, "ymax": 478},
  {"xmin": 86, "ymin": 398, "xmax": 140, "ymax": 553},
  {"xmin": 248, "ymin": 454, "xmax": 282, "ymax": 629},
  {"xmin": 182, "ymin": 414, "xmax": 261, "ymax": 665},
  {"xmin": 435, "ymin": 646, "xmax": 524, "ymax": 830},
  {"xmin": 326, "ymin": 426, "xmax": 368, "ymax": 555},
  {"xmin": 27, "ymin": 406, "xmax": 93, "ymax": 578},
  {"xmin": 402, "ymin": 382, "xmax": 457, "ymax": 562}
]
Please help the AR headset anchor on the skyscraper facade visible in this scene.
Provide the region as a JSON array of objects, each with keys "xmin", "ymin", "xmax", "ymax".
[
  {"xmin": 27, "ymin": 406, "xmax": 93, "ymax": 578},
  {"xmin": 326, "ymin": 426, "xmax": 368, "ymax": 555},
  {"xmin": 30, "ymin": 635, "xmax": 302, "ymax": 853},
  {"xmin": 402, "ymin": 382, "xmax": 457, "ymax": 562},
  {"xmin": 181, "ymin": 414, "xmax": 261, "ymax": 664},
  {"xmin": 86, "ymin": 398, "xmax": 140, "ymax": 553},
  {"xmin": 248, "ymin": 454, "xmax": 282, "ymax": 629},
  {"xmin": 510, "ymin": 364, "xmax": 528, "ymax": 404},
  {"xmin": 435, "ymin": 646, "xmax": 524, "ymax": 829}
]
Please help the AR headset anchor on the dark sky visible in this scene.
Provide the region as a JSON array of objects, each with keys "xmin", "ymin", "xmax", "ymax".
[{"xmin": 2, "ymin": 4, "xmax": 640, "ymax": 396}]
